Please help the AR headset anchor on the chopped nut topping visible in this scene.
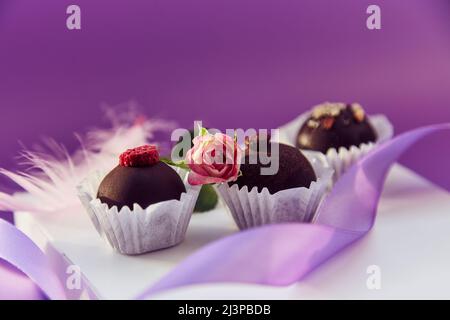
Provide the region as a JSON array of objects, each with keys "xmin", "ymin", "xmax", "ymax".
[
  {"xmin": 351, "ymin": 103, "xmax": 365, "ymax": 122},
  {"xmin": 307, "ymin": 119, "xmax": 319, "ymax": 129},
  {"xmin": 322, "ymin": 116, "xmax": 335, "ymax": 130},
  {"xmin": 311, "ymin": 102, "xmax": 346, "ymax": 119}
]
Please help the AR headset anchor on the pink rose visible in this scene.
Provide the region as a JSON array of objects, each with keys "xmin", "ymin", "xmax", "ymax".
[{"xmin": 186, "ymin": 132, "xmax": 242, "ymax": 185}]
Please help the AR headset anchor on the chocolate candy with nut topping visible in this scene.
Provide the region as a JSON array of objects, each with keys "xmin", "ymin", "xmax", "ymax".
[{"xmin": 296, "ymin": 102, "xmax": 377, "ymax": 153}]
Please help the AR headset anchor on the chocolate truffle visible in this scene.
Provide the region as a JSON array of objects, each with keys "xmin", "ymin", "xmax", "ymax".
[
  {"xmin": 230, "ymin": 140, "xmax": 316, "ymax": 194},
  {"xmin": 97, "ymin": 145, "xmax": 186, "ymax": 210},
  {"xmin": 296, "ymin": 102, "xmax": 377, "ymax": 153}
]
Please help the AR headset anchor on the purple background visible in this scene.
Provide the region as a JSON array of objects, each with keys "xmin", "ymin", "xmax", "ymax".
[
  {"xmin": 1, "ymin": 0, "xmax": 450, "ymax": 190},
  {"xmin": 0, "ymin": 0, "xmax": 449, "ymax": 299}
]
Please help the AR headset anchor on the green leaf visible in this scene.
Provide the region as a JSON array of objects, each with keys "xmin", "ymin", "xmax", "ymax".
[
  {"xmin": 160, "ymin": 157, "xmax": 189, "ymax": 170},
  {"xmin": 200, "ymin": 127, "xmax": 208, "ymax": 136},
  {"xmin": 194, "ymin": 184, "xmax": 219, "ymax": 213}
]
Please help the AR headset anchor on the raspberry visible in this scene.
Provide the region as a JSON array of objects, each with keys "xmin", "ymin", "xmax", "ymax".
[{"xmin": 119, "ymin": 145, "xmax": 160, "ymax": 167}]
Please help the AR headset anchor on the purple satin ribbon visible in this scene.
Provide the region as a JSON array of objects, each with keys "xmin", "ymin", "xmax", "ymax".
[
  {"xmin": 0, "ymin": 219, "xmax": 66, "ymax": 299},
  {"xmin": 1, "ymin": 124, "xmax": 449, "ymax": 299}
]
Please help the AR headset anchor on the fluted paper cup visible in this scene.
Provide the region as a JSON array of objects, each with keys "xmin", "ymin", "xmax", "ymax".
[
  {"xmin": 77, "ymin": 169, "xmax": 200, "ymax": 255},
  {"xmin": 216, "ymin": 152, "xmax": 333, "ymax": 230}
]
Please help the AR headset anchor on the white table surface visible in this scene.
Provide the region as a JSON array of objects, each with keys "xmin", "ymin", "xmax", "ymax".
[{"xmin": 15, "ymin": 165, "xmax": 450, "ymax": 299}]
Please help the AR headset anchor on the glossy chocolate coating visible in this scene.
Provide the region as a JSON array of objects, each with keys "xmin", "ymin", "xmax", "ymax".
[
  {"xmin": 230, "ymin": 143, "xmax": 316, "ymax": 194},
  {"xmin": 97, "ymin": 162, "xmax": 186, "ymax": 210}
]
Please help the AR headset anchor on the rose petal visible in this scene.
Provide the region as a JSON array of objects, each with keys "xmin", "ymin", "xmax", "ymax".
[{"xmin": 187, "ymin": 171, "xmax": 227, "ymax": 185}]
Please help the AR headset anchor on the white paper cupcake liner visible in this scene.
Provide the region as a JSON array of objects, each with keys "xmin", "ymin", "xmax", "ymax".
[
  {"xmin": 216, "ymin": 152, "xmax": 333, "ymax": 230},
  {"xmin": 278, "ymin": 111, "xmax": 393, "ymax": 182},
  {"xmin": 76, "ymin": 169, "xmax": 200, "ymax": 255}
]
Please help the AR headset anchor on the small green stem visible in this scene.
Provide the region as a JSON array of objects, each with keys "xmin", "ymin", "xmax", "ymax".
[{"xmin": 160, "ymin": 157, "xmax": 190, "ymax": 170}]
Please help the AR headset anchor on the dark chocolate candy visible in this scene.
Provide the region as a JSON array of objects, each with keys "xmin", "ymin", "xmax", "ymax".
[
  {"xmin": 230, "ymin": 142, "xmax": 316, "ymax": 194},
  {"xmin": 296, "ymin": 103, "xmax": 377, "ymax": 153},
  {"xmin": 97, "ymin": 162, "xmax": 186, "ymax": 210}
]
